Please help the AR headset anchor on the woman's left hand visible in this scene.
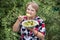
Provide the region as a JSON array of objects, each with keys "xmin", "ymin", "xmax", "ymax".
[
  {"xmin": 26, "ymin": 27, "xmax": 33, "ymax": 31},
  {"xmin": 26, "ymin": 27, "xmax": 38, "ymax": 36}
]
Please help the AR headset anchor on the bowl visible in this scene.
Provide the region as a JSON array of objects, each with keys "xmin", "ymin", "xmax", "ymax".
[{"xmin": 22, "ymin": 20, "xmax": 39, "ymax": 28}]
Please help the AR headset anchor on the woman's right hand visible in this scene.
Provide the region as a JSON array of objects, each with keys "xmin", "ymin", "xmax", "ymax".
[{"xmin": 17, "ymin": 15, "xmax": 24, "ymax": 22}]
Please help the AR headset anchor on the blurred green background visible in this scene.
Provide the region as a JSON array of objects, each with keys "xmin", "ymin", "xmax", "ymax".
[{"xmin": 0, "ymin": 0, "xmax": 60, "ymax": 40}]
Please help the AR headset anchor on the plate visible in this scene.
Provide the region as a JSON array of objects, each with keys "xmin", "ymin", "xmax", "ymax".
[{"xmin": 22, "ymin": 20, "xmax": 39, "ymax": 28}]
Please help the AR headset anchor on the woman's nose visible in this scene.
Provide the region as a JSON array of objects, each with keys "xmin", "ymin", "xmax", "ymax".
[{"xmin": 28, "ymin": 10, "xmax": 32, "ymax": 14}]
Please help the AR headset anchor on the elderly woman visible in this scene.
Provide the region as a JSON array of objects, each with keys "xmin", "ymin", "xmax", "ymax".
[{"xmin": 13, "ymin": 2, "xmax": 46, "ymax": 40}]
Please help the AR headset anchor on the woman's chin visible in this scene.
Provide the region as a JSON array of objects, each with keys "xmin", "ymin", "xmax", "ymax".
[{"xmin": 27, "ymin": 16, "xmax": 31, "ymax": 17}]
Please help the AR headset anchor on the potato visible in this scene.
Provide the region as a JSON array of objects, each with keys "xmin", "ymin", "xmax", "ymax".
[
  {"xmin": 22, "ymin": 20, "xmax": 39, "ymax": 28},
  {"xmin": 26, "ymin": 13, "xmax": 31, "ymax": 17}
]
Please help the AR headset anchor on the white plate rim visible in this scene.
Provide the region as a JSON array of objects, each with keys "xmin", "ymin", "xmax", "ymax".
[{"xmin": 22, "ymin": 20, "xmax": 39, "ymax": 27}]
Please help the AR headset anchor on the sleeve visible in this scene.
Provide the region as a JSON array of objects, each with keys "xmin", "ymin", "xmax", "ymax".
[{"xmin": 38, "ymin": 19, "xmax": 46, "ymax": 35}]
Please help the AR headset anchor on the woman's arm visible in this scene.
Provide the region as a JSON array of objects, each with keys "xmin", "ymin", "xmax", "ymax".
[
  {"xmin": 26, "ymin": 28, "xmax": 45, "ymax": 40},
  {"xmin": 27, "ymin": 19, "xmax": 46, "ymax": 40},
  {"xmin": 13, "ymin": 19, "xmax": 21, "ymax": 32},
  {"xmin": 13, "ymin": 16, "xmax": 24, "ymax": 32},
  {"xmin": 32, "ymin": 29, "xmax": 45, "ymax": 40}
]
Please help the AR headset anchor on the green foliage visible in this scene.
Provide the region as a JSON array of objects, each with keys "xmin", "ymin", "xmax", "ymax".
[{"xmin": 0, "ymin": 0, "xmax": 60, "ymax": 40}]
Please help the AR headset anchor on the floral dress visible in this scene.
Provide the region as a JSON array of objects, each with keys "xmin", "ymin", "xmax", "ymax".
[{"xmin": 19, "ymin": 16, "xmax": 46, "ymax": 40}]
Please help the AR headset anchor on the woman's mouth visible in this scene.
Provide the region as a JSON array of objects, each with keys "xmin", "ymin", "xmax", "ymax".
[{"xmin": 26, "ymin": 13, "xmax": 31, "ymax": 17}]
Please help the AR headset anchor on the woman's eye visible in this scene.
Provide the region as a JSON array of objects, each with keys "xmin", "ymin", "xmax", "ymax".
[
  {"xmin": 27, "ymin": 8, "xmax": 30, "ymax": 10},
  {"xmin": 31, "ymin": 10, "xmax": 34, "ymax": 11}
]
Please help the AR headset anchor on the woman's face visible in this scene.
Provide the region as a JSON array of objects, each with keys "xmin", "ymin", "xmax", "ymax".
[{"xmin": 26, "ymin": 5, "xmax": 36, "ymax": 17}]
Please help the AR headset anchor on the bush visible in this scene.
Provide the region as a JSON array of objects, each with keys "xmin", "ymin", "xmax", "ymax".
[{"xmin": 0, "ymin": 0, "xmax": 60, "ymax": 40}]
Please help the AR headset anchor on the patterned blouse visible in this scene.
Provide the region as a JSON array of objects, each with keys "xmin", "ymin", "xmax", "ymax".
[{"xmin": 19, "ymin": 16, "xmax": 46, "ymax": 40}]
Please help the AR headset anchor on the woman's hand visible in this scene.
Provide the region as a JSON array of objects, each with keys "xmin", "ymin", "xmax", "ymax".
[
  {"xmin": 26, "ymin": 27, "xmax": 33, "ymax": 31},
  {"xmin": 17, "ymin": 15, "xmax": 24, "ymax": 22}
]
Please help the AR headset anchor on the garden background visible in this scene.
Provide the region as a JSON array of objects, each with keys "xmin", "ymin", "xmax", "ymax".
[{"xmin": 0, "ymin": 0, "xmax": 60, "ymax": 40}]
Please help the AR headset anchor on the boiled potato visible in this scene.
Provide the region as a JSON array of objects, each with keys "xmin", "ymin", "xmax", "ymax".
[
  {"xmin": 26, "ymin": 13, "xmax": 31, "ymax": 17},
  {"xmin": 22, "ymin": 20, "xmax": 38, "ymax": 28}
]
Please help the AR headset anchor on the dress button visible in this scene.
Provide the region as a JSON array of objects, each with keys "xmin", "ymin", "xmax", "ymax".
[{"xmin": 22, "ymin": 28, "xmax": 25, "ymax": 31}]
